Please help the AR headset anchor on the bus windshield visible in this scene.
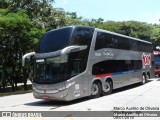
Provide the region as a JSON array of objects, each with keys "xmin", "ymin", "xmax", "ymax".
[
  {"xmin": 34, "ymin": 55, "xmax": 81, "ymax": 83},
  {"xmin": 37, "ymin": 27, "xmax": 73, "ymax": 53},
  {"xmin": 154, "ymin": 55, "xmax": 160, "ymax": 66},
  {"xmin": 35, "ymin": 55, "xmax": 69, "ymax": 83}
]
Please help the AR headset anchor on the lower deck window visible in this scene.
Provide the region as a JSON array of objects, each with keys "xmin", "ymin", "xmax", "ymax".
[{"xmin": 92, "ymin": 60, "xmax": 142, "ymax": 75}]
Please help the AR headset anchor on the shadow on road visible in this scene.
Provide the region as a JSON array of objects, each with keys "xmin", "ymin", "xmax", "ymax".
[
  {"xmin": 25, "ymin": 96, "xmax": 90, "ymax": 108},
  {"xmin": 112, "ymin": 79, "xmax": 152, "ymax": 94},
  {"xmin": 24, "ymin": 80, "xmax": 152, "ymax": 108}
]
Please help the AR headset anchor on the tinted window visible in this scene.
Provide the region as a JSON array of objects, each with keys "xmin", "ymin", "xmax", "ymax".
[
  {"xmin": 137, "ymin": 41, "xmax": 153, "ymax": 52},
  {"xmin": 116, "ymin": 36, "xmax": 130, "ymax": 50},
  {"xmin": 95, "ymin": 32, "xmax": 153, "ymax": 53},
  {"xmin": 68, "ymin": 51, "xmax": 87, "ymax": 74},
  {"xmin": 37, "ymin": 27, "xmax": 73, "ymax": 53},
  {"xmin": 154, "ymin": 55, "xmax": 160, "ymax": 65},
  {"xmin": 69, "ymin": 27, "xmax": 94, "ymax": 73},
  {"xmin": 71, "ymin": 27, "xmax": 94, "ymax": 47},
  {"xmin": 95, "ymin": 32, "xmax": 130, "ymax": 50},
  {"xmin": 92, "ymin": 60, "xmax": 142, "ymax": 75},
  {"xmin": 95, "ymin": 32, "xmax": 118, "ymax": 50},
  {"xmin": 130, "ymin": 40, "xmax": 138, "ymax": 51},
  {"xmin": 128, "ymin": 60, "xmax": 143, "ymax": 71}
]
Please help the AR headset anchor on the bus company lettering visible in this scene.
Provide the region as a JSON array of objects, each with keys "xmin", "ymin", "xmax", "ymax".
[
  {"xmin": 142, "ymin": 53, "xmax": 151, "ymax": 66},
  {"xmin": 103, "ymin": 50, "xmax": 114, "ymax": 57}
]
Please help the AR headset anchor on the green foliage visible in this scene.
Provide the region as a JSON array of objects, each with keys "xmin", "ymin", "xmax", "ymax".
[
  {"xmin": 65, "ymin": 12, "xmax": 83, "ymax": 26},
  {"xmin": 0, "ymin": 0, "xmax": 11, "ymax": 8},
  {"xmin": 151, "ymin": 25, "xmax": 160, "ymax": 49},
  {"xmin": 0, "ymin": 9, "xmax": 45, "ymax": 90},
  {"xmin": 152, "ymin": 25, "xmax": 160, "ymax": 41}
]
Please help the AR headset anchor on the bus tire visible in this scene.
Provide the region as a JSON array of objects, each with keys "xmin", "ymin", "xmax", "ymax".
[
  {"xmin": 90, "ymin": 81, "xmax": 102, "ymax": 99},
  {"xmin": 141, "ymin": 74, "xmax": 146, "ymax": 85},
  {"xmin": 102, "ymin": 80, "xmax": 113, "ymax": 96},
  {"xmin": 146, "ymin": 73, "xmax": 150, "ymax": 81}
]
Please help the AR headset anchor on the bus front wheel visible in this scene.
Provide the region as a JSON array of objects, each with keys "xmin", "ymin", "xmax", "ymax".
[
  {"xmin": 102, "ymin": 80, "xmax": 113, "ymax": 96},
  {"xmin": 90, "ymin": 82, "xmax": 102, "ymax": 98}
]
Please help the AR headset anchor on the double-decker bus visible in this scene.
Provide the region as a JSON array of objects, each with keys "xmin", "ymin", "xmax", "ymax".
[
  {"xmin": 154, "ymin": 51, "xmax": 160, "ymax": 77},
  {"xmin": 22, "ymin": 26, "xmax": 154, "ymax": 101}
]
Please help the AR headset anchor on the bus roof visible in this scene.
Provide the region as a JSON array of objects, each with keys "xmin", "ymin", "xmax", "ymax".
[
  {"xmin": 48, "ymin": 25, "xmax": 94, "ymax": 33},
  {"xmin": 95, "ymin": 28, "xmax": 152, "ymax": 44},
  {"xmin": 47, "ymin": 26, "xmax": 151, "ymax": 45}
]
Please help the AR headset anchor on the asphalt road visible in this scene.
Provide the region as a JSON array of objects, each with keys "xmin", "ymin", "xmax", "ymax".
[{"xmin": 1, "ymin": 78, "xmax": 160, "ymax": 120}]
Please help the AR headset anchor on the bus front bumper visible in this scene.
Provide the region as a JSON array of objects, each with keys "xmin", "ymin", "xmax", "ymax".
[{"xmin": 33, "ymin": 89, "xmax": 68, "ymax": 101}]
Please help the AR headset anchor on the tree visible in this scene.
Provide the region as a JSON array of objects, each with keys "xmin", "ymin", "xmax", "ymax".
[
  {"xmin": 94, "ymin": 21, "xmax": 153, "ymax": 42},
  {"xmin": 118, "ymin": 21, "xmax": 153, "ymax": 41},
  {"xmin": 0, "ymin": 0, "xmax": 65, "ymax": 91},
  {"xmin": 151, "ymin": 24, "xmax": 160, "ymax": 49},
  {"xmin": 0, "ymin": 0, "xmax": 11, "ymax": 8},
  {"xmin": 0, "ymin": 9, "xmax": 45, "ymax": 91},
  {"xmin": 65, "ymin": 12, "xmax": 84, "ymax": 26},
  {"xmin": 8, "ymin": 0, "xmax": 66, "ymax": 30}
]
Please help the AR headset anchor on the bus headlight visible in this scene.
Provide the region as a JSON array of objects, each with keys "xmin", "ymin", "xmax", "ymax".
[
  {"xmin": 66, "ymin": 81, "xmax": 75, "ymax": 88},
  {"xmin": 58, "ymin": 87, "xmax": 66, "ymax": 91}
]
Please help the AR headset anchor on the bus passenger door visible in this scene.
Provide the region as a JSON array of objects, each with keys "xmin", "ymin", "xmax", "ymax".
[
  {"xmin": 82, "ymin": 76, "xmax": 90, "ymax": 97},
  {"xmin": 69, "ymin": 59, "xmax": 83, "ymax": 98}
]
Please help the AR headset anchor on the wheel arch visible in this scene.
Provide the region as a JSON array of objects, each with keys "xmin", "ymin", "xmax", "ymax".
[{"xmin": 91, "ymin": 78, "xmax": 102, "ymax": 88}]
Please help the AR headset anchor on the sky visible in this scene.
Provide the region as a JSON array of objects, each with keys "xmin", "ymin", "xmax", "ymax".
[{"xmin": 54, "ymin": 0, "xmax": 160, "ymax": 24}]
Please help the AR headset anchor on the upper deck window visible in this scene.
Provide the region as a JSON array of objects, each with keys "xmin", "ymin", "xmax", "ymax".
[
  {"xmin": 95, "ymin": 31, "xmax": 153, "ymax": 52},
  {"xmin": 37, "ymin": 27, "xmax": 73, "ymax": 53},
  {"xmin": 71, "ymin": 27, "xmax": 94, "ymax": 47},
  {"xmin": 95, "ymin": 32, "xmax": 130, "ymax": 50},
  {"xmin": 37, "ymin": 26, "xmax": 94, "ymax": 53}
]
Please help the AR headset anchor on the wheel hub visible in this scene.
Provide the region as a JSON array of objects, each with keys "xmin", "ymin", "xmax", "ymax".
[
  {"xmin": 91, "ymin": 84, "xmax": 98, "ymax": 95},
  {"xmin": 103, "ymin": 82, "xmax": 110, "ymax": 92}
]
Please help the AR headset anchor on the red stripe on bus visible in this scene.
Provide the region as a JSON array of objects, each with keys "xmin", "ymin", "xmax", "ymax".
[{"xmin": 96, "ymin": 73, "xmax": 112, "ymax": 78}]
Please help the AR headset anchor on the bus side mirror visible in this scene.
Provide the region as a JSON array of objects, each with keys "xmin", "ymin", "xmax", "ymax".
[
  {"xmin": 61, "ymin": 45, "xmax": 87, "ymax": 55},
  {"xmin": 22, "ymin": 52, "xmax": 35, "ymax": 66}
]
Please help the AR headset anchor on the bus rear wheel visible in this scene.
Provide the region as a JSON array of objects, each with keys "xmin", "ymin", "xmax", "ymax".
[
  {"xmin": 146, "ymin": 73, "xmax": 150, "ymax": 80},
  {"xmin": 90, "ymin": 82, "xmax": 102, "ymax": 98},
  {"xmin": 141, "ymin": 74, "xmax": 146, "ymax": 85},
  {"xmin": 102, "ymin": 80, "xmax": 113, "ymax": 96}
]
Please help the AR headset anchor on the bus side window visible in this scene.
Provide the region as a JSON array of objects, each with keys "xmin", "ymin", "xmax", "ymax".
[
  {"xmin": 71, "ymin": 60, "xmax": 81, "ymax": 76},
  {"xmin": 130, "ymin": 40, "xmax": 138, "ymax": 51}
]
